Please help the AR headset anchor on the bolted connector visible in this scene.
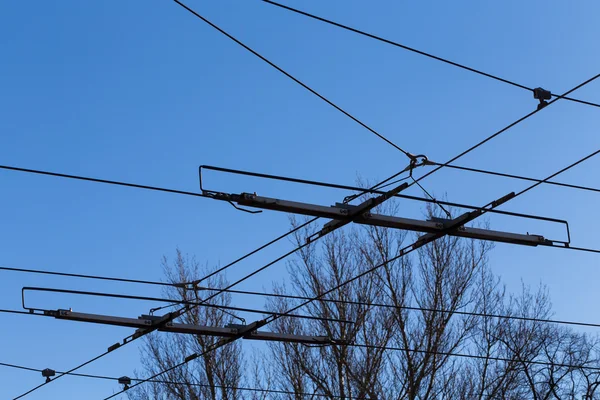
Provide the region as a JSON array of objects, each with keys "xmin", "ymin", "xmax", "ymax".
[
  {"xmin": 42, "ymin": 368, "xmax": 55, "ymax": 383},
  {"xmin": 118, "ymin": 376, "xmax": 132, "ymax": 390},
  {"xmin": 533, "ymin": 87, "xmax": 552, "ymax": 110}
]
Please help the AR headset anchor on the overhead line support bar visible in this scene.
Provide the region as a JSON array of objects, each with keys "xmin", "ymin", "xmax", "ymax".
[
  {"xmin": 215, "ymin": 192, "xmax": 552, "ymax": 247},
  {"xmin": 47, "ymin": 310, "xmax": 347, "ymax": 346}
]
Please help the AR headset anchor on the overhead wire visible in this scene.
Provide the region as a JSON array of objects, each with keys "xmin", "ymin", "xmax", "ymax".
[
  {"xmin": 430, "ymin": 161, "xmax": 600, "ymax": 194},
  {"xmin": 115, "ymin": 65, "xmax": 600, "ymax": 393},
  {"xmin": 103, "ymin": 110, "xmax": 600, "ymax": 399},
  {"xmin": 261, "ymin": 0, "xmax": 600, "ymax": 109},
  {"xmin": 101, "ymin": 170, "xmax": 410, "ymax": 399},
  {"xmin": 4, "ymin": 1, "xmax": 596, "ymax": 397},
  {"xmin": 17, "ymin": 2, "xmax": 599, "ymax": 391},
  {"xmin": 10, "ymin": 170, "xmax": 406, "ymax": 399},
  {"xmin": 267, "ymin": 146, "xmax": 600, "ymax": 326},
  {"xmin": 171, "ymin": 0, "xmax": 414, "ymax": 160},
  {"xmin": 1, "ymin": 360, "xmax": 360, "ymax": 399},
  {"xmin": 5, "ymin": 267, "xmax": 600, "ymax": 329}
]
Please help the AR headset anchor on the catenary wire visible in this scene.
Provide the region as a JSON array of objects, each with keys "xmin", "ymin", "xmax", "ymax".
[
  {"xmin": 3, "ymin": 162, "xmax": 570, "ymax": 235},
  {"xmin": 9, "ymin": 75, "xmax": 600, "ymax": 394},
  {"xmin": 103, "ymin": 143, "xmax": 600, "ymax": 398},
  {"xmin": 199, "ymin": 164, "xmax": 572, "ymax": 231},
  {"xmin": 411, "ymin": 73, "xmax": 600, "ymax": 188},
  {"xmin": 22, "ymin": 287, "xmax": 353, "ymax": 324},
  {"xmin": 262, "ymin": 0, "xmax": 600, "ymax": 109},
  {"xmin": 17, "ymin": 59, "xmax": 600, "ymax": 400},
  {"xmin": 431, "ymin": 162, "xmax": 600, "ymax": 194},
  {"xmin": 12, "ymin": 169, "xmax": 404, "ymax": 399},
  {"xmin": 100, "ymin": 170, "xmax": 409, "ymax": 399},
  {"xmin": 172, "ymin": 0, "xmax": 414, "ymax": 159},
  {"xmin": 5, "ymin": 267, "xmax": 600, "ymax": 328},
  {"xmin": 0, "ymin": 360, "xmax": 361, "ymax": 399},
  {"xmin": 9, "ymin": 3, "xmax": 596, "ymax": 396},
  {"xmin": 348, "ymin": 343, "xmax": 600, "ymax": 371},
  {"xmin": 269, "ymin": 146, "xmax": 600, "ymax": 326}
]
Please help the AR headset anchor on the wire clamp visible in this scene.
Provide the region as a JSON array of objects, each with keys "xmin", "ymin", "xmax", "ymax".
[
  {"xmin": 118, "ymin": 376, "xmax": 131, "ymax": 390},
  {"xmin": 41, "ymin": 368, "xmax": 55, "ymax": 383},
  {"xmin": 533, "ymin": 87, "xmax": 552, "ymax": 110}
]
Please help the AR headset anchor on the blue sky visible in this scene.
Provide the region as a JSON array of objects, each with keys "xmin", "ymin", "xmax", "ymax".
[{"xmin": 1, "ymin": 1, "xmax": 599, "ymax": 398}]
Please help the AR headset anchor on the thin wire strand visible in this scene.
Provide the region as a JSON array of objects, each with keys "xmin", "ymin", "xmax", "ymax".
[
  {"xmin": 199, "ymin": 164, "xmax": 572, "ymax": 226},
  {"xmin": 103, "ymin": 144, "xmax": 600, "ymax": 398},
  {"xmin": 0, "ymin": 165, "xmax": 209, "ymax": 198},
  {"xmin": 0, "ymin": 266, "xmax": 170, "ymax": 287},
  {"xmin": 262, "ymin": 0, "xmax": 600, "ymax": 109},
  {"xmin": 6, "ymin": 267, "xmax": 600, "ymax": 328},
  {"xmin": 101, "ymin": 171, "xmax": 409, "ymax": 399},
  {"xmin": 410, "ymin": 176, "xmax": 451, "ymax": 218},
  {"xmin": 272, "ymin": 147, "xmax": 600, "ymax": 325},
  {"xmin": 412, "ymin": 74, "xmax": 600, "ymax": 187},
  {"xmin": 348, "ymin": 343, "xmax": 600, "ymax": 371},
  {"xmin": 1, "ymin": 360, "xmax": 361, "ymax": 398},
  {"xmin": 431, "ymin": 162, "xmax": 600, "ymax": 194},
  {"xmin": 172, "ymin": 0, "xmax": 414, "ymax": 159}
]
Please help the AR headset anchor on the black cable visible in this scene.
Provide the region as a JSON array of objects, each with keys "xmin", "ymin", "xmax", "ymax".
[
  {"xmin": 102, "ymin": 145, "xmax": 600, "ymax": 397},
  {"xmin": 0, "ymin": 361, "xmax": 361, "ymax": 399},
  {"xmin": 348, "ymin": 343, "xmax": 600, "ymax": 371},
  {"xmin": 0, "ymin": 308, "xmax": 48, "ymax": 317},
  {"xmin": 0, "ymin": 165, "xmax": 209, "ymax": 199},
  {"xmin": 269, "ymin": 146, "xmax": 600, "ymax": 326},
  {"xmin": 514, "ymin": 149, "xmax": 600, "ymax": 198},
  {"xmin": 11, "ymin": 169, "xmax": 403, "ymax": 399},
  {"xmin": 189, "ymin": 217, "xmax": 318, "ymax": 287},
  {"xmin": 172, "ymin": 0, "xmax": 414, "ymax": 159},
  {"xmin": 14, "ymin": 348, "xmax": 113, "ymax": 400},
  {"xmin": 0, "ymin": 266, "xmax": 170, "ymax": 287},
  {"xmin": 431, "ymin": 162, "xmax": 600, "ymax": 194},
  {"xmin": 262, "ymin": 0, "xmax": 600, "ymax": 109},
  {"xmin": 410, "ymin": 176, "xmax": 452, "ymax": 218},
  {"xmin": 102, "ymin": 173, "xmax": 409, "ymax": 399}
]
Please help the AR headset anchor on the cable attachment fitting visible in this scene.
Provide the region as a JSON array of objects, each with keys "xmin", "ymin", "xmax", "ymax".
[
  {"xmin": 118, "ymin": 376, "xmax": 132, "ymax": 390},
  {"xmin": 42, "ymin": 368, "xmax": 55, "ymax": 383},
  {"xmin": 533, "ymin": 87, "xmax": 552, "ymax": 110}
]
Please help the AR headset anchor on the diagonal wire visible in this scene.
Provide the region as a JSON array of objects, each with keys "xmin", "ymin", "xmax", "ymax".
[
  {"xmin": 172, "ymin": 0, "xmax": 415, "ymax": 159},
  {"xmin": 104, "ymin": 93, "xmax": 600, "ymax": 400},
  {"xmin": 262, "ymin": 0, "xmax": 600, "ymax": 109},
  {"xmin": 430, "ymin": 162, "xmax": 600, "ymax": 194},
  {"xmin": 412, "ymin": 74, "xmax": 600, "ymax": 187},
  {"xmin": 0, "ymin": 360, "xmax": 361, "ymax": 399}
]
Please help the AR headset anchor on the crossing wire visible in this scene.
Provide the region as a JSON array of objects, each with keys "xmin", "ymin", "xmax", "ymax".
[
  {"xmin": 430, "ymin": 161, "xmax": 600, "ymax": 194},
  {"xmin": 104, "ymin": 142, "xmax": 600, "ymax": 400},
  {"xmin": 5, "ymin": 268, "xmax": 600, "ymax": 330},
  {"xmin": 172, "ymin": 0, "xmax": 414, "ymax": 159},
  {"xmin": 111, "ymin": 68, "xmax": 600, "ymax": 396},
  {"xmin": 262, "ymin": 0, "xmax": 600, "ymax": 109},
  {"xmin": 9, "ymin": 169, "xmax": 405, "ymax": 400},
  {"xmin": 0, "ymin": 361, "xmax": 364, "ymax": 399},
  {"xmin": 5, "ymin": 2, "xmax": 596, "ymax": 397}
]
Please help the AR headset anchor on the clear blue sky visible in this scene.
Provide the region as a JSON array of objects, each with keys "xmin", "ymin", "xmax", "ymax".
[{"xmin": 1, "ymin": 1, "xmax": 599, "ymax": 398}]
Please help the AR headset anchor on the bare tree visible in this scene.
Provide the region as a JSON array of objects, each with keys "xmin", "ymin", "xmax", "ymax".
[
  {"xmin": 129, "ymin": 212, "xmax": 600, "ymax": 399},
  {"xmin": 127, "ymin": 250, "xmax": 244, "ymax": 400}
]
